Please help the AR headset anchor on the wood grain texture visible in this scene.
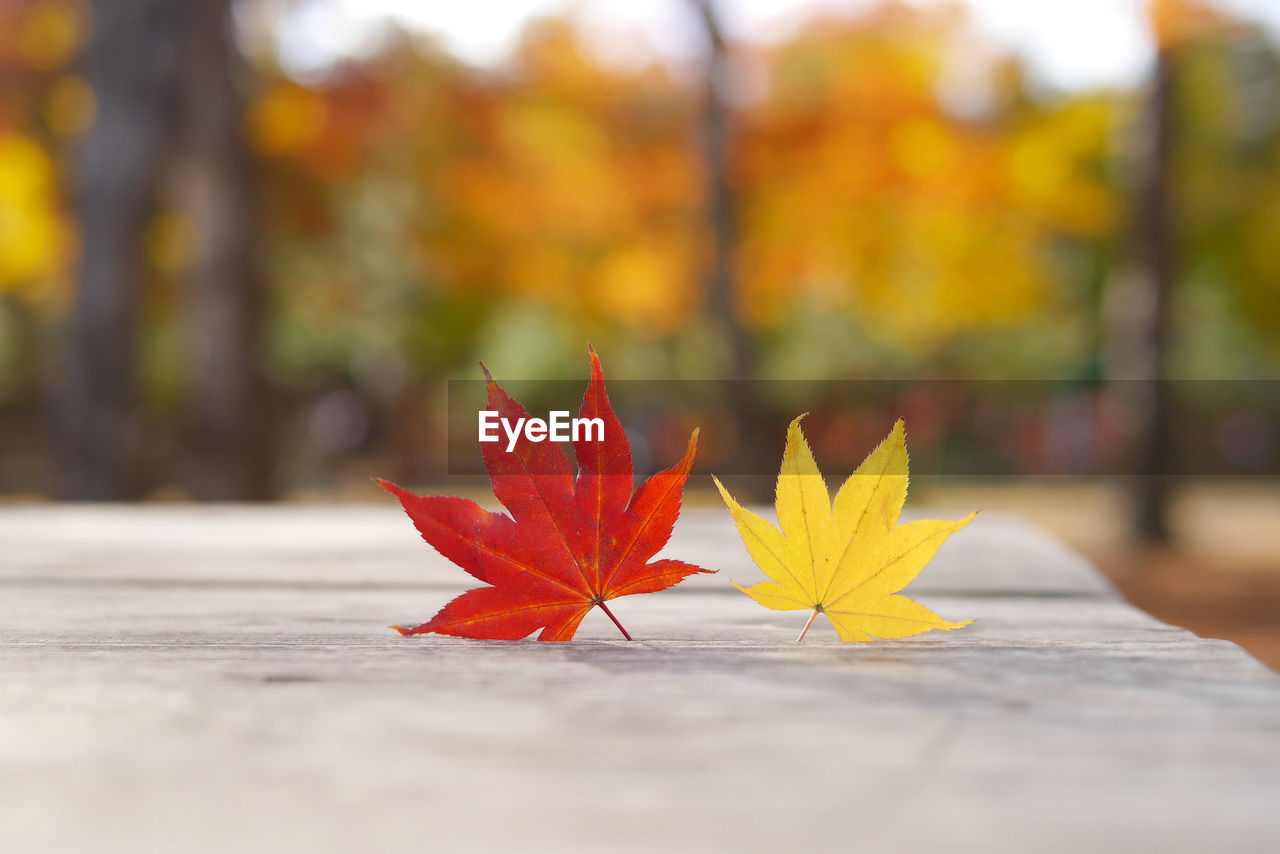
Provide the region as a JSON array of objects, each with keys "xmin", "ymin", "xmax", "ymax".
[{"xmin": 2, "ymin": 507, "xmax": 1278, "ymax": 853}]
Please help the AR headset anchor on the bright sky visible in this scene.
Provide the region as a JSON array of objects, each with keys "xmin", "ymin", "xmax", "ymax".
[{"xmin": 273, "ymin": 0, "xmax": 1280, "ymax": 91}]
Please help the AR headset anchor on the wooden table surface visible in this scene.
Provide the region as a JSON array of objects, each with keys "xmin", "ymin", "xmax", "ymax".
[{"xmin": 2, "ymin": 505, "xmax": 1279, "ymax": 853}]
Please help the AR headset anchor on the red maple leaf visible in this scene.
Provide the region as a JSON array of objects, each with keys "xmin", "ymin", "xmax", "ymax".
[{"xmin": 379, "ymin": 348, "xmax": 710, "ymax": 641}]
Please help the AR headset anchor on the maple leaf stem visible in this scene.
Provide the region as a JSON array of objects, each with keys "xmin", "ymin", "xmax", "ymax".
[
  {"xmin": 596, "ymin": 601, "xmax": 633, "ymax": 641},
  {"xmin": 797, "ymin": 610, "xmax": 820, "ymax": 643}
]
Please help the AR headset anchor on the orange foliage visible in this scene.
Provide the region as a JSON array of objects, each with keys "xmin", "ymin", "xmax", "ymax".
[
  {"xmin": 12, "ymin": 0, "xmax": 1278, "ymax": 378},
  {"xmin": 735, "ymin": 7, "xmax": 1117, "ymax": 353}
]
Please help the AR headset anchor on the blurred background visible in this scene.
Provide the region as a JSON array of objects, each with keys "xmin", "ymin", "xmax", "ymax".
[{"xmin": 0, "ymin": 1, "xmax": 1277, "ymax": 660}]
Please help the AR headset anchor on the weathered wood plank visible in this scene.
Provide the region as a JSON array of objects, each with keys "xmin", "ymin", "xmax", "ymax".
[
  {"xmin": 0, "ymin": 505, "xmax": 1112, "ymax": 594},
  {"xmin": 1, "ymin": 508, "xmax": 1277, "ymax": 854}
]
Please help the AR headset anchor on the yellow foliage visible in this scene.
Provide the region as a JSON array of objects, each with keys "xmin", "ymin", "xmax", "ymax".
[
  {"xmin": 15, "ymin": 0, "xmax": 83, "ymax": 71},
  {"xmin": 734, "ymin": 9, "xmax": 1118, "ymax": 348},
  {"xmin": 249, "ymin": 84, "xmax": 328, "ymax": 157},
  {"xmin": 0, "ymin": 133, "xmax": 66, "ymax": 295},
  {"xmin": 717, "ymin": 417, "xmax": 975, "ymax": 642},
  {"xmin": 591, "ymin": 243, "xmax": 697, "ymax": 334},
  {"xmin": 890, "ymin": 117, "xmax": 958, "ymax": 180}
]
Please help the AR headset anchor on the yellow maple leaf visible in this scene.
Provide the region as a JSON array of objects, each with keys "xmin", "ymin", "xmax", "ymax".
[{"xmin": 715, "ymin": 416, "xmax": 976, "ymax": 642}]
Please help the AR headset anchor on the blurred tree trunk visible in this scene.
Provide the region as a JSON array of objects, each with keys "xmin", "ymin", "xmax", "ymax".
[
  {"xmin": 178, "ymin": 1, "xmax": 270, "ymax": 500},
  {"xmin": 690, "ymin": 0, "xmax": 750, "ymax": 378},
  {"xmin": 57, "ymin": 0, "xmax": 267, "ymax": 500},
  {"xmin": 56, "ymin": 0, "xmax": 191, "ymax": 499},
  {"xmin": 1132, "ymin": 47, "xmax": 1177, "ymax": 541},
  {"xmin": 689, "ymin": 0, "xmax": 764, "ymax": 491}
]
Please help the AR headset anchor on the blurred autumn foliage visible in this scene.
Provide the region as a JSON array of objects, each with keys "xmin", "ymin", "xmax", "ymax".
[{"xmin": 0, "ymin": 0, "xmax": 1278, "ymax": 497}]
